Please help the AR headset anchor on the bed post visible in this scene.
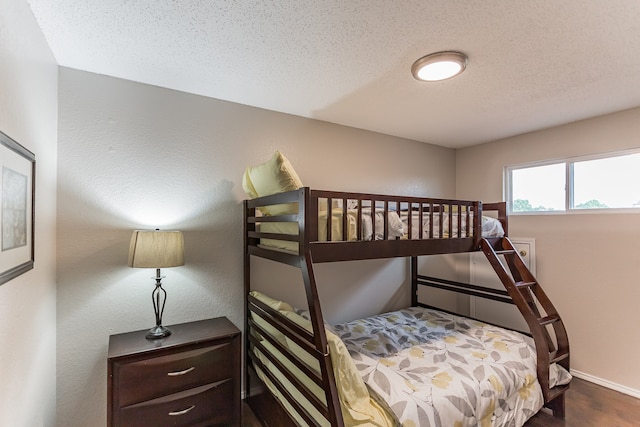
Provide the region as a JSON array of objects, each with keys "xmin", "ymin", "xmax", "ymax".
[
  {"xmin": 474, "ymin": 201, "xmax": 482, "ymax": 249},
  {"xmin": 411, "ymin": 256, "xmax": 418, "ymax": 307},
  {"xmin": 243, "ymin": 199, "xmax": 253, "ymax": 402}
]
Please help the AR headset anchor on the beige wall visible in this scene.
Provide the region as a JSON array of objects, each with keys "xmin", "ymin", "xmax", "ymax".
[
  {"xmin": 3, "ymin": 4, "xmax": 637, "ymax": 422},
  {"xmin": 0, "ymin": 1, "xmax": 58, "ymax": 426},
  {"xmin": 456, "ymin": 107, "xmax": 640, "ymax": 396},
  {"xmin": 56, "ymin": 68, "xmax": 456, "ymax": 426}
]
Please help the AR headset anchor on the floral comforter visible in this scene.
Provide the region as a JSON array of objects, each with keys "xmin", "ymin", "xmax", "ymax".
[{"xmin": 331, "ymin": 307, "xmax": 571, "ymax": 427}]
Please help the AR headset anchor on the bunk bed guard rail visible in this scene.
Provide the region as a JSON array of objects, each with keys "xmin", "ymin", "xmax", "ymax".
[{"xmin": 244, "ymin": 187, "xmax": 506, "ymax": 264}]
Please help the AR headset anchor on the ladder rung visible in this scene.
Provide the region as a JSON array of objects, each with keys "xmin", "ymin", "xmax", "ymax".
[
  {"xmin": 550, "ymin": 350, "xmax": 569, "ymax": 364},
  {"xmin": 515, "ymin": 281, "xmax": 536, "ymax": 288},
  {"xmin": 538, "ymin": 315, "xmax": 560, "ymax": 326},
  {"xmin": 495, "ymin": 249, "xmax": 516, "ymax": 255}
]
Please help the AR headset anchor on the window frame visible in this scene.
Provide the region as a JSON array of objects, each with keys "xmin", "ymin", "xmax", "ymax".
[{"xmin": 504, "ymin": 149, "xmax": 640, "ymax": 215}]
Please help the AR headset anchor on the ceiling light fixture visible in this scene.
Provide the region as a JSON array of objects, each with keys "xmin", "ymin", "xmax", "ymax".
[{"xmin": 411, "ymin": 51, "xmax": 468, "ymax": 82}]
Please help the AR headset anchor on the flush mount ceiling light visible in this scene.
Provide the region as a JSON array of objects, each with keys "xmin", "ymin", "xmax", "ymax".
[{"xmin": 411, "ymin": 51, "xmax": 468, "ymax": 82}]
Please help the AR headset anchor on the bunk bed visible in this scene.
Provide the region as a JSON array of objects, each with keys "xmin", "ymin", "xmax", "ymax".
[{"xmin": 243, "ymin": 152, "xmax": 571, "ymax": 427}]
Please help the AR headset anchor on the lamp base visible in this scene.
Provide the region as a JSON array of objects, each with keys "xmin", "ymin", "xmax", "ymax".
[{"xmin": 145, "ymin": 325, "xmax": 172, "ymax": 340}]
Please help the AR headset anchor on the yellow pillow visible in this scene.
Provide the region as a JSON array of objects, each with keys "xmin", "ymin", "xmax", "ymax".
[
  {"xmin": 250, "ymin": 290, "xmax": 294, "ymax": 312},
  {"xmin": 249, "ymin": 291, "xmax": 396, "ymax": 426},
  {"xmin": 242, "ymin": 150, "xmax": 303, "ymax": 216},
  {"xmin": 249, "ymin": 291, "xmax": 294, "ymax": 346},
  {"xmin": 280, "ymin": 311, "xmax": 396, "ymax": 426}
]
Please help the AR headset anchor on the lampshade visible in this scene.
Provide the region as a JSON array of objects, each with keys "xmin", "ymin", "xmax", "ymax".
[{"xmin": 128, "ymin": 230, "xmax": 185, "ymax": 268}]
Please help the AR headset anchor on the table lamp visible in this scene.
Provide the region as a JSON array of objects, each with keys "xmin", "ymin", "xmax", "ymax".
[{"xmin": 128, "ymin": 229, "xmax": 184, "ymax": 339}]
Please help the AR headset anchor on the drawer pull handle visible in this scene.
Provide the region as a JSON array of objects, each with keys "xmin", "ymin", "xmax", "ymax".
[
  {"xmin": 167, "ymin": 367, "xmax": 195, "ymax": 376},
  {"xmin": 168, "ymin": 405, "xmax": 195, "ymax": 416}
]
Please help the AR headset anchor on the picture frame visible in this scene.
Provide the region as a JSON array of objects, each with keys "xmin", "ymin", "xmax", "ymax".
[{"xmin": 0, "ymin": 130, "xmax": 35, "ymax": 286}]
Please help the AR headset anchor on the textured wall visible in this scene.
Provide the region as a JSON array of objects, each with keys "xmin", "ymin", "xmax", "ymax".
[
  {"xmin": 456, "ymin": 107, "xmax": 640, "ymax": 396},
  {"xmin": 0, "ymin": 1, "xmax": 58, "ymax": 426},
  {"xmin": 56, "ymin": 68, "xmax": 456, "ymax": 427}
]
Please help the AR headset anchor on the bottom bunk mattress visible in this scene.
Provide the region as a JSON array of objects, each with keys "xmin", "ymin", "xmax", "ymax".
[{"xmin": 331, "ymin": 307, "xmax": 572, "ymax": 427}]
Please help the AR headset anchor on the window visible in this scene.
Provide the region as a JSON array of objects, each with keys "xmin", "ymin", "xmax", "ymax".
[{"xmin": 506, "ymin": 151, "xmax": 640, "ymax": 213}]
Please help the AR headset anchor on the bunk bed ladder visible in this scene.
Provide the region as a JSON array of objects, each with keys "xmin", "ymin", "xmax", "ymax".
[{"xmin": 479, "ymin": 237, "xmax": 570, "ymax": 418}]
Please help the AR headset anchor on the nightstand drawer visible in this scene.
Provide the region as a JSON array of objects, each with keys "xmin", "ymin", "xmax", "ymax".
[
  {"xmin": 119, "ymin": 379, "xmax": 234, "ymax": 427},
  {"xmin": 117, "ymin": 342, "xmax": 234, "ymax": 406}
]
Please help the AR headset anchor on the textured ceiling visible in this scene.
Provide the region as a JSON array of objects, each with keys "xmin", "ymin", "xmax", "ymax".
[{"xmin": 26, "ymin": 0, "xmax": 640, "ymax": 148}]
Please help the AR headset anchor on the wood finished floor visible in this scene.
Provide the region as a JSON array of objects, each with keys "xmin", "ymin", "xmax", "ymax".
[{"xmin": 241, "ymin": 378, "xmax": 640, "ymax": 426}]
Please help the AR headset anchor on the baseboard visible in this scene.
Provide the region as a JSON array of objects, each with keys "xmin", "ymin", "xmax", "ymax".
[{"xmin": 571, "ymin": 369, "xmax": 640, "ymax": 399}]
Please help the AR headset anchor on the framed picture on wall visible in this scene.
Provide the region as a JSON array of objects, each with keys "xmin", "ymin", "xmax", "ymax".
[{"xmin": 0, "ymin": 130, "xmax": 35, "ymax": 286}]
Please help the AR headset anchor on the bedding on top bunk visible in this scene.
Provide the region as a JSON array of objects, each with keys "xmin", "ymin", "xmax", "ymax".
[
  {"xmin": 243, "ymin": 150, "xmax": 404, "ymax": 248},
  {"xmin": 258, "ymin": 207, "xmax": 504, "ymax": 253},
  {"xmin": 399, "ymin": 211, "xmax": 504, "ymax": 239},
  {"xmin": 258, "ymin": 207, "xmax": 405, "ymax": 251},
  {"xmin": 258, "ymin": 208, "xmax": 504, "ymax": 252},
  {"xmin": 243, "ymin": 151, "xmax": 504, "ymax": 252},
  {"xmin": 331, "ymin": 307, "xmax": 571, "ymax": 427}
]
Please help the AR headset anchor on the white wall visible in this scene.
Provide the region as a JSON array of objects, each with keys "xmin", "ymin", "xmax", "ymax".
[
  {"xmin": 456, "ymin": 107, "xmax": 640, "ymax": 396},
  {"xmin": 56, "ymin": 68, "xmax": 456, "ymax": 426},
  {"xmin": 0, "ymin": 1, "xmax": 58, "ymax": 426}
]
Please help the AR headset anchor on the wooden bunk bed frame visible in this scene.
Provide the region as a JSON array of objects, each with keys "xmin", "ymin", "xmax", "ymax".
[{"xmin": 244, "ymin": 187, "xmax": 570, "ymax": 427}]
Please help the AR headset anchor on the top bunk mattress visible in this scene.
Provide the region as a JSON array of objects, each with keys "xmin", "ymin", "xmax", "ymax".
[
  {"xmin": 400, "ymin": 210, "xmax": 504, "ymax": 240},
  {"xmin": 258, "ymin": 208, "xmax": 504, "ymax": 253}
]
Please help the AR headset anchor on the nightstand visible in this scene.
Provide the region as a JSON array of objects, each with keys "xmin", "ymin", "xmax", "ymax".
[{"xmin": 107, "ymin": 317, "xmax": 241, "ymax": 427}]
